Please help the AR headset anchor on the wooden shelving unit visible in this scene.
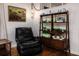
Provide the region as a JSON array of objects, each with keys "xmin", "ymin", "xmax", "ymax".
[{"xmin": 39, "ymin": 11, "xmax": 70, "ymax": 55}]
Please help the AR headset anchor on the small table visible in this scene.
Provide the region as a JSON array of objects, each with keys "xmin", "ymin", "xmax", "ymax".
[{"xmin": 0, "ymin": 39, "xmax": 11, "ymax": 56}]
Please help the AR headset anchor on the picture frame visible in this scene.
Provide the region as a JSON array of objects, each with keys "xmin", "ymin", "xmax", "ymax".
[
  {"xmin": 55, "ymin": 14, "xmax": 67, "ymax": 22},
  {"xmin": 8, "ymin": 6, "xmax": 26, "ymax": 22}
]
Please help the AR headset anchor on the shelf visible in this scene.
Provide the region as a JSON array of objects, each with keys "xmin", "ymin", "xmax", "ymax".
[
  {"xmin": 42, "ymin": 33, "xmax": 51, "ymax": 38},
  {"xmin": 41, "ymin": 36, "xmax": 51, "ymax": 39},
  {"xmin": 52, "ymin": 38, "xmax": 66, "ymax": 41},
  {"xmin": 42, "ymin": 30, "xmax": 51, "ymax": 34},
  {"xmin": 53, "ymin": 22, "xmax": 68, "ymax": 23},
  {"xmin": 42, "ymin": 22, "xmax": 52, "ymax": 23},
  {"xmin": 40, "ymin": 11, "xmax": 68, "ymax": 16},
  {"xmin": 50, "ymin": 30, "xmax": 66, "ymax": 33},
  {"xmin": 40, "ymin": 29, "xmax": 51, "ymax": 31},
  {"xmin": 52, "ymin": 39, "xmax": 65, "ymax": 41}
]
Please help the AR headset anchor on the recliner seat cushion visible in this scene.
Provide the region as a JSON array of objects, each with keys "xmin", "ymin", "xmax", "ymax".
[
  {"xmin": 18, "ymin": 37, "xmax": 35, "ymax": 43},
  {"xmin": 20, "ymin": 46, "xmax": 42, "ymax": 56}
]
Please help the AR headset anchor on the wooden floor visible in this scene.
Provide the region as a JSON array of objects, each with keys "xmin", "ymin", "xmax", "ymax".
[{"xmin": 11, "ymin": 47, "xmax": 77, "ymax": 56}]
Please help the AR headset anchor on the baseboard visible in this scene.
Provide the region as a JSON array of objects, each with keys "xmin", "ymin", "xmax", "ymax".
[
  {"xmin": 71, "ymin": 51, "xmax": 79, "ymax": 55},
  {"xmin": 12, "ymin": 44, "xmax": 17, "ymax": 48}
]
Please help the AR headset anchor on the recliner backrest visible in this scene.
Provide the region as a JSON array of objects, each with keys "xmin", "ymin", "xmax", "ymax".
[{"xmin": 15, "ymin": 27, "xmax": 34, "ymax": 43}]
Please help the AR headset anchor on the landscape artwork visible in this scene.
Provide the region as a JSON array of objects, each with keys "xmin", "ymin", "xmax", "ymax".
[{"xmin": 8, "ymin": 6, "xmax": 26, "ymax": 22}]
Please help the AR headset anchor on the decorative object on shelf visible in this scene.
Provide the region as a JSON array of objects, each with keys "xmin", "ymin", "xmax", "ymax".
[
  {"xmin": 52, "ymin": 28, "xmax": 66, "ymax": 40},
  {"xmin": 56, "ymin": 16, "xmax": 65, "ymax": 22},
  {"xmin": 62, "ymin": 8, "xmax": 67, "ymax": 12},
  {"xmin": 54, "ymin": 14, "xmax": 67, "ymax": 22},
  {"xmin": 58, "ymin": 9, "xmax": 62, "ymax": 13},
  {"xmin": 8, "ymin": 6, "xmax": 26, "ymax": 22},
  {"xmin": 44, "ymin": 6, "xmax": 49, "ymax": 9},
  {"xmin": 49, "ymin": 10, "xmax": 51, "ymax": 14},
  {"xmin": 57, "ymin": 8, "xmax": 67, "ymax": 13},
  {"xmin": 40, "ymin": 3, "xmax": 66, "ymax": 10}
]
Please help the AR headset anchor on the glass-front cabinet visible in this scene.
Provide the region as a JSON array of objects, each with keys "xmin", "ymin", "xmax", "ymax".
[{"xmin": 40, "ymin": 11, "xmax": 70, "ymax": 54}]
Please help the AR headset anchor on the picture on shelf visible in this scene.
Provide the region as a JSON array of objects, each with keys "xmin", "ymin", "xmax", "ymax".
[{"xmin": 55, "ymin": 14, "xmax": 67, "ymax": 22}]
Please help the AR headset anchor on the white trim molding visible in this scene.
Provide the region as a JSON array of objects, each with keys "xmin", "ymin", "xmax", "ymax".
[{"xmin": 71, "ymin": 50, "xmax": 79, "ymax": 55}]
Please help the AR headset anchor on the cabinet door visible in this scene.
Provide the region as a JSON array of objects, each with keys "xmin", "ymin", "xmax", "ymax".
[
  {"xmin": 41, "ymin": 15, "xmax": 52, "ymax": 38},
  {"xmin": 40, "ymin": 38, "xmax": 51, "ymax": 47},
  {"xmin": 52, "ymin": 14, "xmax": 67, "ymax": 41},
  {"xmin": 50, "ymin": 39, "xmax": 64, "ymax": 49}
]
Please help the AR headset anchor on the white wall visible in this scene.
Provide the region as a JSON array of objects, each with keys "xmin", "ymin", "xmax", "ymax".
[
  {"xmin": 32, "ymin": 3, "xmax": 79, "ymax": 55},
  {"xmin": 0, "ymin": 3, "xmax": 33, "ymax": 47}
]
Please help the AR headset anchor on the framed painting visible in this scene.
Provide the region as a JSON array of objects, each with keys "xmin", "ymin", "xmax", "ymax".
[{"xmin": 8, "ymin": 6, "xmax": 26, "ymax": 22}]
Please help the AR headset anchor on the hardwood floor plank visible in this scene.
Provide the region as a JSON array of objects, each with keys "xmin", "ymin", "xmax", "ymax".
[{"xmin": 11, "ymin": 47, "xmax": 78, "ymax": 56}]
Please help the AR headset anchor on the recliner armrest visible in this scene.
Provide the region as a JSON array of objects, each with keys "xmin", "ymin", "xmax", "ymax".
[
  {"xmin": 33, "ymin": 36, "xmax": 41, "ymax": 44},
  {"xmin": 34, "ymin": 36, "xmax": 40, "ymax": 41}
]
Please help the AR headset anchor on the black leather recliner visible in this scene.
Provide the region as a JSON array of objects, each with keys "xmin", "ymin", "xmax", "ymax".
[{"xmin": 15, "ymin": 27, "xmax": 42, "ymax": 56}]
